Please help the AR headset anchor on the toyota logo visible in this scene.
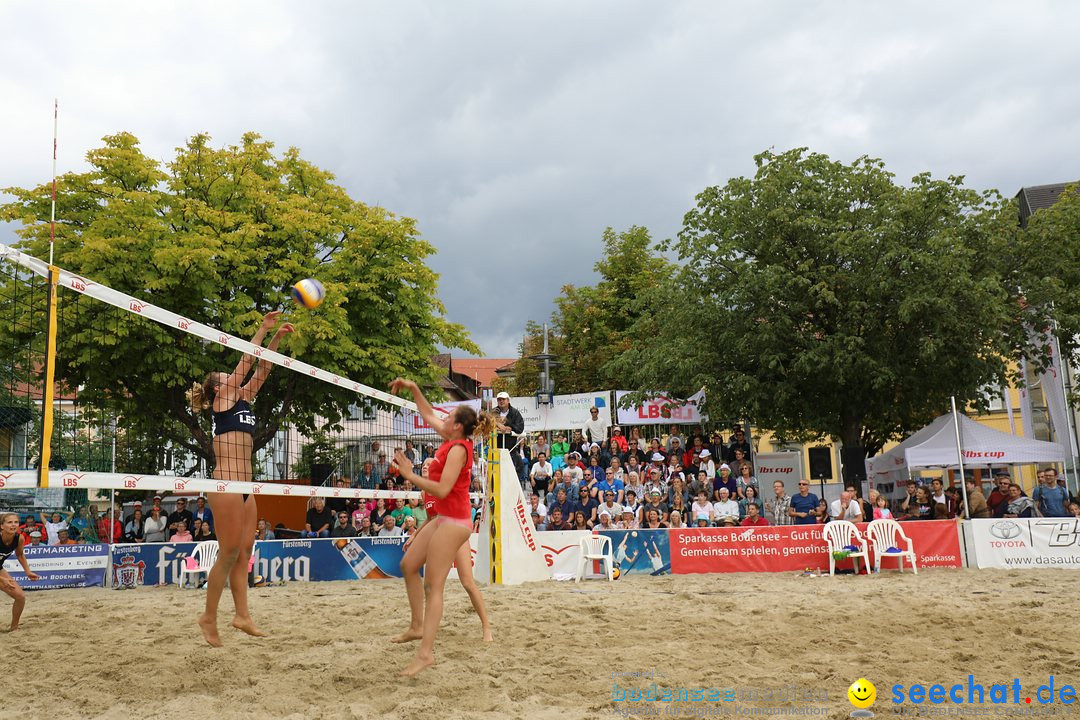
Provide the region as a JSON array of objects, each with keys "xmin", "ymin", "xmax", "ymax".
[{"xmin": 990, "ymin": 521, "xmax": 1022, "ymax": 540}]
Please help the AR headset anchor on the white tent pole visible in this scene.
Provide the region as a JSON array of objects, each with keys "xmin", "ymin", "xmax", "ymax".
[
  {"xmin": 951, "ymin": 397, "xmax": 971, "ymax": 518},
  {"xmin": 1052, "ymin": 331, "xmax": 1080, "ymax": 494}
]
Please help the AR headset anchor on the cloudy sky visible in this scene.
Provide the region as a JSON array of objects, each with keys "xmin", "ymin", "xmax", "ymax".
[{"xmin": 2, "ymin": 1, "xmax": 1078, "ymax": 358}]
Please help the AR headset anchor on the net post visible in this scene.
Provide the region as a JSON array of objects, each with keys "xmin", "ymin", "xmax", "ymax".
[
  {"xmin": 486, "ymin": 425, "xmax": 502, "ymax": 584},
  {"xmin": 37, "ymin": 265, "xmax": 60, "ymax": 487}
]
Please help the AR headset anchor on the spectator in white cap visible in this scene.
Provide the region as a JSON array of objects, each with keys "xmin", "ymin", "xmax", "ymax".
[
  {"xmin": 28, "ymin": 530, "xmax": 43, "ymax": 546},
  {"xmin": 596, "ymin": 509, "xmax": 616, "ymax": 530},
  {"xmin": 697, "ymin": 448, "xmax": 716, "ymax": 479},
  {"xmin": 582, "ymin": 404, "xmax": 610, "ymax": 446},
  {"xmin": 714, "ymin": 463, "xmax": 738, "ymax": 499},
  {"xmin": 493, "ymin": 390, "xmax": 525, "ymax": 475},
  {"xmin": 617, "ymin": 506, "xmax": 638, "ymax": 530}
]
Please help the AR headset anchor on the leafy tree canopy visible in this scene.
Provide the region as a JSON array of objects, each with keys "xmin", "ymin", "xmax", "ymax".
[
  {"xmin": 1, "ymin": 131, "xmax": 476, "ymax": 471},
  {"xmin": 611, "ymin": 149, "xmax": 1079, "ymax": 459}
]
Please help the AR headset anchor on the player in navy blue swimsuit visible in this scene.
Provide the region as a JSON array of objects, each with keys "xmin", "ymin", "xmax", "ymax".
[
  {"xmin": 188, "ymin": 311, "xmax": 292, "ymax": 647},
  {"xmin": 1, "ymin": 512, "xmax": 39, "ymax": 631}
]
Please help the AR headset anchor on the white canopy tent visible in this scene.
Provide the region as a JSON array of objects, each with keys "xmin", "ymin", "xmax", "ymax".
[{"xmin": 866, "ymin": 412, "xmax": 1067, "ymax": 490}]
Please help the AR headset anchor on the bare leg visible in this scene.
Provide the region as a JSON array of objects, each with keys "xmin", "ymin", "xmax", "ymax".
[
  {"xmin": 401, "ymin": 522, "xmax": 469, "ymax": 677},
  {"xmin": 198, "ymin": 545, "xmax": 238, "ymax": 647},
  {"xmin": 454, "ymin": 542, "xmax": 492, "ymax": 642},
  {"xmin": 229, "ymin": 497, "xmax": 265, "ymax": 637},
  {"xmin": 0, "ymin": 573, "xmax": 25, "ymax": 632},
  {"xmin": 200, "ymin": 491, "xmax": 247, "ymax": 647},
  {"xmin": 393, "ymin": 519, "xmax": 436, "ymax": 643}
]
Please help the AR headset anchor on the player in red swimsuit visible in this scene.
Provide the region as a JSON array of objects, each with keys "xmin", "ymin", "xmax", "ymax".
[
  {"xmin": 389, "ymin": 377, "xmax": 495, "ymax": 677},
  {"xmin": 393, "ymin": 458, "xmax": 492, "ymax": 646}
]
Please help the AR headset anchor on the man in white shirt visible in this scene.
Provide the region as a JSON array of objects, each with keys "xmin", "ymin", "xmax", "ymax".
[
  {"xmin": 529, "ymin": 493, "xmax": 548, "ymax": 520},
  {"xmin": 597, "ymin": 490, "xmax": 622, "ymax": 521},
  {"xmin": 529, "ymin": 452, "xmax": 554, "ymax": 501},
  {"xmin": 563, "ymin": 453, "xmax": 585, "ymax": 484},
  {"xmin": 377, "ymin": 515, "xmax": 403, "ymax": 537},
  {"xmin": 712, "ymin": 488, "xmax": 740, "ymax": 526},
  {"xmin": 582, "ymin": 405, "xmax": 610, "ymax": 445},
  {"xmin": 829, "ymin": 491, "xmax": 863, "ymax": 522}
]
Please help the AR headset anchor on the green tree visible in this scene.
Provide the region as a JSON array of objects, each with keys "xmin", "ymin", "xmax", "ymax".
[
  {"xmin": 506, "ymin": 226, "xmax": 671, "ymax": 396},
  {"xmin": 614, "ymin": 148, "xmax": 1050, "ymax": 473},
  {"xmin": 1, "ymin": 131, "xmax": 476, "ymax": 471}
]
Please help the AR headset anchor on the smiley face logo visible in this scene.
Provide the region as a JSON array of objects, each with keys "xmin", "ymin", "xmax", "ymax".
[{"xmin": 848, "ymin": 678, "xmax": 876, "ymax": 716}]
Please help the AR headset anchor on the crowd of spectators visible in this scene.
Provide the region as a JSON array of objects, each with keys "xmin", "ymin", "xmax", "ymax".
[{"xmin": 10, "ymin": 426, "xmax": 1077, "ymax": 547}]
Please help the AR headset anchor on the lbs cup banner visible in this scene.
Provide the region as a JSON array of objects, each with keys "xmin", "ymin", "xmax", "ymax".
[
  {"xmin": 3, "ymin": 543, "xmax": 109, "ymax": 590},
  {"xmin": 969, "ymin": 517, "xmax": 1080, "ymax": 569},
  {"xmin": 110, "ymin": 537, "xmax": 407, "ymax": 586}
]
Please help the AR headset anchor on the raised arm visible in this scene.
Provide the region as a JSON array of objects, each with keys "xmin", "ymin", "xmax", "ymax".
[
  {"xmin": 389, "ymin": 378, "xmax": 451, "ymax": 440},
  {"xmin": 227, "ymin": 311, "xmax": 283, "ymax": 391},
  {"xmin": 241, "ymin": 321, "xmax": 294, "ymax": 400}
]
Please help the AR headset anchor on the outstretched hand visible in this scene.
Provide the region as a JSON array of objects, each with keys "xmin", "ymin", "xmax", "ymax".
[
  {"xmin": 274, "ymin": 323, "xmax": 295, "ymax": 337},
  {"xmin": 26, "ymin": 571, "xmax": 40, "ymax": 581},
  {"xmin": 392, "ymin": 450, "xmax": 412, "ymax": 476},
  {"xmin": 261, "ymin": 310, "xmax": 284, "ymax": 328},
  {"xmin": 389, "ymin": 378, "xmax": 416, "ymax": 396}
]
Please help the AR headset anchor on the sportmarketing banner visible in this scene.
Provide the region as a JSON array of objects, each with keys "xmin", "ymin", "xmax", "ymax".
[
  {"xmin": 3, "ymin": 543, "xmax": 109, "ymax": 590},
  {"xmin": 969, "ymin": 517, "xmax": 1080, "ymax": 570}
]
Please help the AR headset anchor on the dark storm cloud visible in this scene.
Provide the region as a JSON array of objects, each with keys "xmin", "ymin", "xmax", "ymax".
[{"xmin": 2, "ymin": 1, "xmax": 1078, "ymax": 356}]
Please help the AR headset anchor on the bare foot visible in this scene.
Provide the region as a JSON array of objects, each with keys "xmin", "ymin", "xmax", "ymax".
[
  {"xmin": 198, "ymin": 613, "xmax": 223, "ymax": 647},
  {"xmin": 231, "ymin": 617, "xmax": 268, "ymax": 638},
  {"xmin": 391, "ymin": 628, "xmax": 423, "ymax": 643},
  {"xmin": 482, "ymin": 628, "xmax": 494, "ymax": 643},
  {"xmin": 400, "ymin": 652, "xmax": 435, "ymax": 677},
  {"xmin": 5, "ymin": 624, "xmax": 18, "ymax": 633}
]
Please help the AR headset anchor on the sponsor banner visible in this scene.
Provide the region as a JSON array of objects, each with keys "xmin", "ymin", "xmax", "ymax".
[
  {"xmin": 754, "ymin": 452, "xmax": 804, "ymax": 496},
  {"xmin": 3, "ymin": 543, "xmax": 108, "ymax": 590},
  {"xmin": 509, "ymin": 392, "xmax": 612, "ymax": 433},
  {"xmin": 392, "ymin": 399, "xmax": 481, "ymax": 435},
  {"xmin": 970, "ymin": 518, "xmax": 1080, "ymax": 570},
  {"xmin": 533, "ymin": 530, "xmax": 669, "ymax": 578},
  {"xmin": 615, "ymin": 389, "xmax": 705, "ymax": 426},
  {"xmin": 109, "ymin": 538, "xmax": 407, "ymax": 586},
  {"xmin": 667, "ymin": 521, "xmax": 961, "ymax": 574}
]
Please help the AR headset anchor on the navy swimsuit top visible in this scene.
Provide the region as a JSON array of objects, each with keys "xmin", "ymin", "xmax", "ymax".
[
  {"xmin": 213, "ymin": 399, "xmax": 256, "ymax": 436},
  {"xmin": 0, "ymin": 532, "xmax": 19, "ymax": 563}
]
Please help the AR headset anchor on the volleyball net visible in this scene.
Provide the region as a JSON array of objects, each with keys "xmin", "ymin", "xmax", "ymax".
[{"xmin": 0, "ymin": 243, "xmax": 487, "ymax": 504}]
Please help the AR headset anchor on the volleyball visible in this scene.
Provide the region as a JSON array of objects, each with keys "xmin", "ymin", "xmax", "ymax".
[{"xmin": 292, "ymin": 278, "xmax": 325, "ymax": 309}]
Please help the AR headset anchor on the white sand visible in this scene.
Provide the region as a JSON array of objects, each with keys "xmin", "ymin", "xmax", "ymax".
[{"xmin": 6, "ymin": 569, "xmax": 1078, "ymax": 719}]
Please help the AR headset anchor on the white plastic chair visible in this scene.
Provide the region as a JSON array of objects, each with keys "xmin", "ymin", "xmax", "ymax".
[
  {"xmin": 867, "ymin": 518, "xmax": 918, "ymax": 574},
  {"xmin": 576, "ymin": 534, "xmax": 614, "ymax": 582},
  {"xmin": 821, "ymin": 520, "xmax": 869, "ymax": 576},
  {"xmin": 177, "ymin": 541, "xmax": 219, "ymax": 588}
]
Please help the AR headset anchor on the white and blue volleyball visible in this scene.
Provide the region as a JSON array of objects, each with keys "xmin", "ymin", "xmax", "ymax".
[{"xmin": 291, "ymin": 278, "xmax": 325, "ymax": 309}]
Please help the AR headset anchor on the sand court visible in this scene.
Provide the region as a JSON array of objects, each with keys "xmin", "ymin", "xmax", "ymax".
[{"xmin": 7, "ymin": 568, "xmax": 1077, "ymax": 720}]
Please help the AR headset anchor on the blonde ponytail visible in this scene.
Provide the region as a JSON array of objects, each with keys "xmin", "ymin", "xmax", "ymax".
[
  {"xmin": 472, "ymin": 411, "xmax": 498, "ymax": 440},
  {"xmin": 186, "ymin": 373, "xmax": 217, "ymax": 413}
]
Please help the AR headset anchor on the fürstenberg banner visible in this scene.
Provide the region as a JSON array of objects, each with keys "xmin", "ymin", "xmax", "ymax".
[
  {"xmin": 509, "ymin": 392, "xmax": 612, "ymax": 433},
  {"xmin": 969, "ymin": 518, "xmax": 1080, "ymax": 569}
]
